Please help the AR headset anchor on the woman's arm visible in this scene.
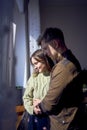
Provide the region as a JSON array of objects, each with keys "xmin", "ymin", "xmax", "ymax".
[{"xmin": 23, "ymin": 76, "xmax": 34, "ymax": 114}]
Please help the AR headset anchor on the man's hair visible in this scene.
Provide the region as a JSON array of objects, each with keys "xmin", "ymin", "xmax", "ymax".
[{"xmin": 37, "ymin": 27, "xmax": 65, "ymax": 45}]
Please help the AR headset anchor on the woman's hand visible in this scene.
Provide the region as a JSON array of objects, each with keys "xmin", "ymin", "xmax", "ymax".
[
  {"xmin": 33, "ymin": 99, "xmax": 41, "ymax": 114},
  {"xmin": 33, "ymin": 99, "xmax": 41, "ymax": 107},
  {"xmin": 33, "ymin": 105, "xmax": 41, "ymax": 114}
]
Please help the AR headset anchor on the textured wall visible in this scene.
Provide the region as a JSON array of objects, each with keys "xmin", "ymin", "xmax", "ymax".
[
  {"xmin": 0, "ymin": 0, "xmax": 16, "ymax": 129},
  {"xmin": 23, "ymin": 0, "xmax": 41, "ymax": 88}
]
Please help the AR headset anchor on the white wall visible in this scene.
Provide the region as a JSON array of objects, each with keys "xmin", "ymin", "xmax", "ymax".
[
  {"xmin": 14, "ymin": 0, "xmax": 87, "ymax": 86},
  {"xmin": 40, "ymin": 1, "xmax": 87, "ymax": 69},
  {"xmin": 14, "ymin": 2, "xmax": 26, "ymax": 87},
  {"xmin": 14, "ymin": 0, "xmax": 40, "ymax": 87}
]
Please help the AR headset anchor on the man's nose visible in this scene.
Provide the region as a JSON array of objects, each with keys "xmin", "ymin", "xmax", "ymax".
[{"xmin": 42, "ymin": 50, "xmax": 47, "ymax": 55}]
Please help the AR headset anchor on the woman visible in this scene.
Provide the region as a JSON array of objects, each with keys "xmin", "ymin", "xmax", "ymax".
[{"xmin": 23, "ymin": 49, "xmax": 54, "ymax": 130}]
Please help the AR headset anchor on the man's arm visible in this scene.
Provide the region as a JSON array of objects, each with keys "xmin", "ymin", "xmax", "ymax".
[
  {"xmin": 34, "ymin": 63, "xmax": 66, "ymax": 114},
  {"xmin": 35, "ymin": 61, "xmax": 78, "ymax": 115}
]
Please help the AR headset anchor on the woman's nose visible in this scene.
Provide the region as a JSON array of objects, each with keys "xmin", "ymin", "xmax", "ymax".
[
  {"xmin": 34, "ymin": 66, "xmax": 37, "ymax": 69},
  {"xmin": 34, "ymin": 65, "xmax": 39, "ymax": 70},
  {"xmin": 34, "ymin": 66, "xmax": 38, "ymax": 72}
]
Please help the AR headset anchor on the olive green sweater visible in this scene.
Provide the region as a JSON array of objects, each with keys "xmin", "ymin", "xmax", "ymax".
[{"xmin": 23, "ymin": 72, "xmax": 50, "ymax": 114}]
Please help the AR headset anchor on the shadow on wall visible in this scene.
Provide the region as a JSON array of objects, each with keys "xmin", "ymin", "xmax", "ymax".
[{"xmin": 16, "ymin": 86, "xmax": 23, "ymax": 105}]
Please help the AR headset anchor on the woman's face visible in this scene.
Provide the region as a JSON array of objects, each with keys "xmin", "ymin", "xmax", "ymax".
[{"xmin": 31, "ymin": 57, "xmax": 47, "ymax": 73}]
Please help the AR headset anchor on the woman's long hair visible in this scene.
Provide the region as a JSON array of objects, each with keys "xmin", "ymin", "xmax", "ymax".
[{"xmin": 30, "ymin": 49, "xmax": 54, "ymax": 76}]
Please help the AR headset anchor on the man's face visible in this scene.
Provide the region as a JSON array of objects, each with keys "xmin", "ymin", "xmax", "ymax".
[{"xmin": 41, "ymin": 40, "xmax": 57, "ymax": 60}]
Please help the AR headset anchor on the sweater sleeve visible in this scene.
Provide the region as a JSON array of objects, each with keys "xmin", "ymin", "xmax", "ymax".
[{"xmin": 23, "ymin": 75, "xmax": 34, "ymax": 114}]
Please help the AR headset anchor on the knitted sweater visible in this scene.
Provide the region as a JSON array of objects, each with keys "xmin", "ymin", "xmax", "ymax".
[{"xmin": 23, "ymin": 72, "xmax": 50, "ymax": 114}]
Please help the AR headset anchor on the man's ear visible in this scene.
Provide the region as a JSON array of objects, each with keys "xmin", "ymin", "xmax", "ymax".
[{"xmin": 52, "ymin": 40, "xmax": 59, "ymax": 49}]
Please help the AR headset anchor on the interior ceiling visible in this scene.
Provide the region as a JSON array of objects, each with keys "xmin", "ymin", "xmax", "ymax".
[{"xmin": 40, "ymin": 0, "xmax": 87, "ymax": 5}]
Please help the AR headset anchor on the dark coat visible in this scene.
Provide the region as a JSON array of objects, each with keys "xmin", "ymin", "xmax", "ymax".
[{"xmin": 39, "ymin": 53, "xmax": 83, "ymax": 130}]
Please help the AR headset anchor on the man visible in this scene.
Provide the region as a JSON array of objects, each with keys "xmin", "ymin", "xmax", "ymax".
[{"xmin": 34, "ymin": 27, "xmax": 83, "ymax": 130}]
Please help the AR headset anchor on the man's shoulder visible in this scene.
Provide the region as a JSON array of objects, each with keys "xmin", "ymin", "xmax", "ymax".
[
  {"xmin": 51, "ymin": 58, "xmax": 66, "ymax": 74},
  {"xmin": 60, "ymin": 58, "xmax": 70, "ymax": 66},
  {"xmin": 53, "ymin": 58, "xmax": 71, "ymax": 69},
  {"xmin": 51, "ymin": 58, "xmax": 76, "ymax": 75},
  {"xmin": 57, "ymin": 57, "xmax": 76, "ymax": 68}
]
